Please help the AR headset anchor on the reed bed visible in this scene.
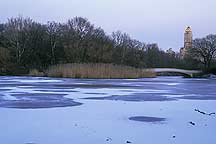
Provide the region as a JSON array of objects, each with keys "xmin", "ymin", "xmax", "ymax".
[{"xmin": 30, "ymin": 63, "xmax": 156, "ymax": 79}]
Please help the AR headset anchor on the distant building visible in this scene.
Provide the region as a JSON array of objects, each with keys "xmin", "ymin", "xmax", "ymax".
[{"xmin": 180, "ymin": 26, "xmax": 193, "ymax": 59}]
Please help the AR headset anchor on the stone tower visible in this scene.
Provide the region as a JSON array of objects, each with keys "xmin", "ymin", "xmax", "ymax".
[
  {"xmin": 184, "ymin": 26, "xmax": 193, "ymax": 50},
  {"xmin": 180, "ymin": 26, "xmax": 193, "ymax": 58}
]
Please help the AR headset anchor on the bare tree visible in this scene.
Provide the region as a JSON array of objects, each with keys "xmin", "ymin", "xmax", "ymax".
[
  {"xmin": 0, "ymin": 47, "xmax": 10, "ymax": 66},
  {"xmin": 191, "ymin": 34, "xmax": 216, "ymax": 69},
  {"xmin": 63, "ymin": 17, "xmax": 95, "ymax": 62},
  {"xmin": 46, "ymin": 21, "xmax": 61, "ymax": 64},
  {"xmin": 111, "ymin": 31, "xmax": 131, "ymax": 64},
  {"xmin": 4, "ymin": 16, "xmax": 33, "ymax": 63}
]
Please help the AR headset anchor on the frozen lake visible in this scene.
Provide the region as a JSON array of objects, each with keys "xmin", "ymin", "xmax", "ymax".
[{"xmin": 0, "ymin": 76, "xmax": 216, "ymax": 144}]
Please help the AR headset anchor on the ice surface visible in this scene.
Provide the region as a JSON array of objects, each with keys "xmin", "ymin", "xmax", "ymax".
[{"xmin": 0, "ymin": 76, "xmax": 216, "ymax": 144}]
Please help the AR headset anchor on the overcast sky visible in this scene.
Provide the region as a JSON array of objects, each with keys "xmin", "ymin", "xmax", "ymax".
[{"xmin": 0, "ymin": 0, "xmax": 215, "ymax": 51}]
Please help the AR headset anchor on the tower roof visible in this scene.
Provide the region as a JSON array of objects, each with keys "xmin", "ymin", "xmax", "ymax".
[{"xmin": 185, "ymin": 26, "xmax": 192, "ymax": 32}]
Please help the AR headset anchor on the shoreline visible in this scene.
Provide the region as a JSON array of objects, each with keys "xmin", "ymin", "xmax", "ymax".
[{"xmin": 1, "ymin": 74, "xmax": 215, "ymax": 79}]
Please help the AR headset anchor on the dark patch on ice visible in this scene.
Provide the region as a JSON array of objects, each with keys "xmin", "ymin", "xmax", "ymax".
[
  {"xmin": 178, "ymin": 95, "xmax": 216, "ymax": 100},
  {"xmin": 12, "ymin": 93, "xmax": 67, "ymax": 98},
  {"xmin": 9, "ymin": 92, "xmax": 29, "ymax": 94},
  {"xmin": 85, "ymin": 92, "xmax": 107, "ymax": 95},
  {"xmin": 0, "ymin": 83, "xmax": 32, "ymax": 87},
  {"xmin": 24, "ymin": 86, "xmax": 76, "ymax": 90},
  {"xmin": 0, "ymin": 99, "xmax": 82, "ymax": 109},
  {"xmin": 129, "ymin": 116, "xmax": 166, "ymax": 123},
  {"xmin": 52, "ymin": 84, "xmax": 136, "ymax": 89},
  {"xmin": 0, "ymin": 80, "xmax": 18, "ymax": 84},
  {"xmin": 0, "ymin": 89, "xmax": 11, "ymax": 92},
  {"xmin": 34, "ymin": 89, "xmax": 78, "ymax": 93},
  {"xmin": 106, "ymin": 137, "xmax": 112, "ymax": 142},
  {"xmin": 0, "ymin": 93, "xmax": 82, "ymax": 109},
  {"xmin": 13, "ymin": 83, "xmax": 133, "ymax": 90},
  {"xmin": 189, "ymin": 121, "xmax": 195, "ymax": 126},
  {"xmin": 84, "ymin": 93, "xmax": 176, "ymax": 102},
  {"xmin": 195, "ymin": 109, "xmax": 215, "ymax": 116},
  {"xmin": 121, "ymin": 90, "xmax": 135, "ymax": 92},
  {"xmin": 0, "ymin": 95, "xmax": 4, "ymax": 98}
]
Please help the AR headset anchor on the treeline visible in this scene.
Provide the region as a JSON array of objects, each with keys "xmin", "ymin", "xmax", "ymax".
[
  {"xmin": 0, "ymin": 16, "xmax": 199, "ymax": 75},
  {"xmin": 189, "ymin": 34, "xmax": 216, "ymax": 71}
]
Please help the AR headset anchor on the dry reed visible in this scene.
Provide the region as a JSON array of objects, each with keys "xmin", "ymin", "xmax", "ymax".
[
  {"xmin": 44, "ymin": 63, "xmax": 156, "ymax": 79},
  {"xmin": 29, "ymin": 69, "xmax": 45, "ymax": 77}
]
